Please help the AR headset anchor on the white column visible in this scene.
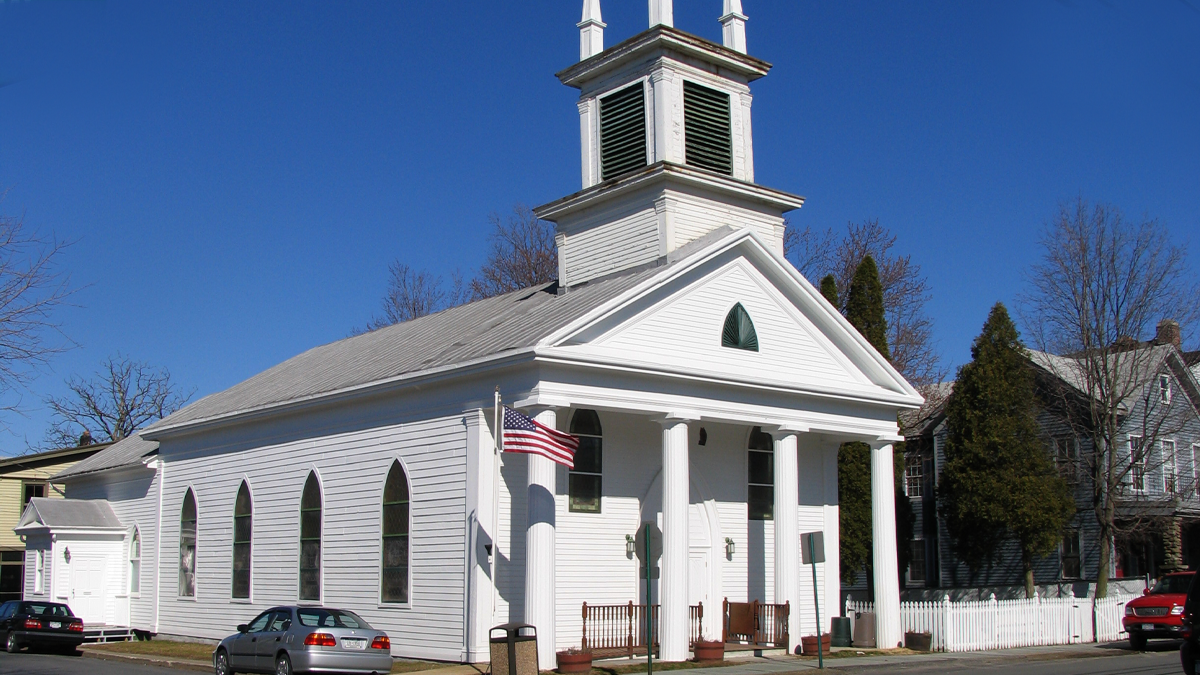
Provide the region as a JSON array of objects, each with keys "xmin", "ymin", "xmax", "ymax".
[
  {"xmin": 659, "ymin": 418, "xmax": 689, "ymax": 661},
  {"xmin": 649, "ymin": 0, "xmax": 673, "ymax": 28},
  {"xmin": 870, "ymin": 442, "xmax": 902, "ymax": 649},
  {"xmin": 773, "ymin": 431, "xmax": 800, "ymax": 653},
  {"xmin": 578, "ymin": 98, "xmax": 597, "ymax": 189},
  {"xmin": 525, "ymin": 409, "xmax": 558, "ymax": 668},
  {"xmin": 720, "ymin": 0, "xmax": 747, "ymax": 53}
]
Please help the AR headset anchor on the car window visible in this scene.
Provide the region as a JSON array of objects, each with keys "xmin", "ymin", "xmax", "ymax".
[
  {"xmin": 19, "ymin": 603, "xmax": 70, "ymax": 617},
  {"xmin": 1153, "ymin": 574, "xmax": 1194, "ymax": 595},
  {"xmin": 297, "ymin": 608, "xmax": 372, "ymax": 629},
  {"xmin": 267, "ymin": 611, "xmax": 291, "ymax": 632},
  {"xmin": 246, "ymin": 612, "xmax": 272, "ymax": 633},
  {"xmin": 0, "ymin": 602, "xmax": 13, "ymax": 619}
]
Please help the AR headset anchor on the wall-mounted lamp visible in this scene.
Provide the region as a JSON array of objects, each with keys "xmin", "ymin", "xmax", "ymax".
[
  {"xmin": 63, "ymin": 547, "xmax": 71, "ymax": 563},
  {"xmin": 698, "ymin": 428, "xmax": 708, "ymax": 446},
  {"xmin": 724, "ymin": 537, "xmax": 735, "ymax": 558},
  {"xmin": 626, "ymin": 534, "xmax": 636, "ymax": 558}
]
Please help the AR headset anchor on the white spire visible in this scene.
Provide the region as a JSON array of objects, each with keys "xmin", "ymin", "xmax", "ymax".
[
  {"xmin": 649, "ymin": 0, "xmax": 673, "ymax": 28},
  {"xmin": 578, "ymin": 0, "xmax": 606, "ymax": 60},
  {"xmin": 720, "ymin": 0, "xmax": 748, "ymax": 53}
]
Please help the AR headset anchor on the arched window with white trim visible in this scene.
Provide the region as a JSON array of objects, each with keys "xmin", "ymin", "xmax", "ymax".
[
  {"xmin": 129, "ymin": 528, "xmax": 141, "ymax": 594},
  {"xmin": 381, "ymin": 461, "xmax": 410, "ymax": 603},
  {"xmin": 232, "ymin": 481, "xmax": 252, "ymax": 599},
  {"xmin": 299, "ymin": 472, "xmax": 322, "ymax": 601},
  {"xmin": 179, "ymin": 489, "xmax": 197, "ymax": 597}
]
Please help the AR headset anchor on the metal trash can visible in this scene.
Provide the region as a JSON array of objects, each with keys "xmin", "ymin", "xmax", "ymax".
[
  {"xmin": 489, "ymin": 623, "xmax": 538, "ymax": 675},
  {"xmin": 830, "ymin": 616, "xmax": 852, "ymax": 647},
  {"xmin": 851, "ymin": 612, "xmax": 876, "ymax": 648}
]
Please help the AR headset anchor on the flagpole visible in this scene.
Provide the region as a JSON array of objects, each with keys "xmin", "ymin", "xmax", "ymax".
[{"xmin": 491, "ymin": 387, "xmax": 502, "ymax": 625}]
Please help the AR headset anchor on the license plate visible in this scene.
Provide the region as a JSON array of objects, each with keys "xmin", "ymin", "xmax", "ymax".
[
  {"xmin": 341, "ymin": 638, "xmax": 367, "ymax": 650},
  {"xmin": 1143, "ymin": 623, "xmax": 1155, "ymax": 631},
  {"xmin": 49, "ymin": 622, "xmax": 60, "ymax": 629}
]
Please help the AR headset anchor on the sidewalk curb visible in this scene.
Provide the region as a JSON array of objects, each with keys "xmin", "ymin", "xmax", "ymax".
[{"xmin": 80, "ymin": 647, "xmax": 213, "ymax": 672}]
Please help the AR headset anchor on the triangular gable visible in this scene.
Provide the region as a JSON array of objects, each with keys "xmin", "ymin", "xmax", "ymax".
[{"xmin": 540, "ymin": 228, "xmax": 922, "ymax": 407}]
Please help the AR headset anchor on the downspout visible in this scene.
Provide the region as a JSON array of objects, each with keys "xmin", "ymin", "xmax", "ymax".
[{"xmin": 151, "ymin": 457, "xmax": 164, "ymax": 634}]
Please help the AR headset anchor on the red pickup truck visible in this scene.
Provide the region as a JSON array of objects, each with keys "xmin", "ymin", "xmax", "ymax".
[{"xmin": 1124, "ymin": 571, "xmax": 1194, "ymax": 650}]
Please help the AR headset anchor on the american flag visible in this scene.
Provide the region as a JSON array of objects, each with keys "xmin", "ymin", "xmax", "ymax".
[{"xmin": 501, "ymin": 407, "xmax": 580, "ymax": 468}]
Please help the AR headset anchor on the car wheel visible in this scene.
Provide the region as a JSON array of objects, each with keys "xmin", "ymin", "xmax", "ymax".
[
  {"xmin": 275, "ymin": 653, "xmax": 292, "ymax": 675},
  {"xmin": 4, "ymin": 632, "xmax": 18, "ymax": 653},
  {"xmin": 213, "ymin": 648, "xmax": 234, "ymax": 675},
  {"xmin": 1130, "ymin": 632, "xmax": 1147, "ymax": 650}
]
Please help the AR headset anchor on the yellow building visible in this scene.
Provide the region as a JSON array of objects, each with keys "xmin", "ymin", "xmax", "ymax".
[{"xmin": 0, "ymin": 443, "xmax": 110, "ymax": 601}]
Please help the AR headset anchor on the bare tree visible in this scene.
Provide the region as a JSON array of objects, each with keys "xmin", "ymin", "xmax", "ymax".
[
  {"xmin": 469, "ymin": 205, "xmax": 557, "ymax": 299},
  {"xmin": 40, "ymin": 354, "xmax": 194, "ymax": 449},
  {"xmin": 785, "ymin": 219, "xmax": 943, "ymax": 388},
  {"xmin": 0, "ymin": 206, "xmax": 71, "ymax": 416},
  {"xmin": 1021, "ymin": 198, "xmax": 1200, "ymax": 597},
  {"xmin": 364, "ymin": 262, "xmax": 465, "ymax": 331}
]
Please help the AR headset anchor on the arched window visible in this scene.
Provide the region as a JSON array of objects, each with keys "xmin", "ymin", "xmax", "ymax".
[
  {"xmin": 232, "ymin": 481, "xmax": 252, "ymax": 599},
  {"xmin": 722, "ymin": 303, "xmax": 759, "ymax": 351},
  {"xmin": 569, "ymin": 409, "xmax": 603, "ymax": 513},
  {"xmin": 179, "ymin": 489, "xmax": 197, "ymax": 597},
  {"xmin": 381, "ymin": 461, "xmax": 410, "ymax": 603},
  {"xmin": 299, "ymin": 472, "xmax": 322, "ymax": 601},
  {"xmin": 129, "ymin": 528, "xmax": 141, "ymax": 594},
  {"xmin": 747, "ymin": 427, "xmax": 773, "ymax": 520}
]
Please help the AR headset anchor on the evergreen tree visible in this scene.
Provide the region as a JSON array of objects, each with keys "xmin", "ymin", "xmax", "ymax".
[
  {"xmin": 939, "ymin": 303, "xmax": 1074, "ymax": 597},
  {"xmin": 845, "ymin": 256, "xmax": 889, "ymax": 360},
  {"xmin": 819, "ymin": 274, "xmax": 839, "ymax": 308}
]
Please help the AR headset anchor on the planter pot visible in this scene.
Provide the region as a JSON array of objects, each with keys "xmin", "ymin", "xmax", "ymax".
[
  {"xmin": 904, "ymin": 631, "xmax": 932, "ymax": 652},
  {"xmin": 801, "ymin": 633, "xmax": 832, "ymax": 655},
  {"xmin": 693, "ymin": 639, "xmax": 725, "ymax": 662},
  {"xmin": 556, "ymin": 651, "xmax": 593, "ymax": 674}
]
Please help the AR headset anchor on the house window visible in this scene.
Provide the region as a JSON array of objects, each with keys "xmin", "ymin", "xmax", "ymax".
[
  {"xmin": 129, "ymin": 528, "xmax": 141, "ymax": 594},
  {"xmin": 599, "ymin": 82, "xmax": 647, "ymax": 180},
  {"xmin": 1061, "ymin": 530, "xmax": 1081, "ymax": 579},
  {"xmin": 1130, "ymin": 436, "xmax": 1146, "ymax": 492},
  {"xmin": 683, "ymin": 80, "xmax": 733, "ymax": 175},
  {"xmin": 908, "ymin": 540, "xmax": 926, "ymax": 583},
  {"xmin": 22, "ymin": 482, "xmax": 45, "ymax": 507},
  {"xmin": 34, "ymin": 550, "xmax": 43, "ymax": 594},
  {"xmin": 748, "ymin": 426, "xmax": 773, "ymax": 520},
  {"xmin": 232, "ymin": 482, "xmax": 252, "ymax": 599},
  {"xmin": 905, "ymin": 452, "xmax": 923, "ymax": 497},
  {"xmin": 569, "ymin": 409, "xmax": 603, "ymax": 513},
  {"xmin": 0, "ymin": 552, "xmax": 21, "ymax": 603},
  {"xmin": 1163, "ymin": 440, "xmax": 1177, "ymax": 494},
  {"xmin": 381, "ymin": 461, "xmax": 410, "ymax": 603},
  {"xmin": 179, "ymin": 489, "xmax": 197, "ymax": 597},
  {"xmin": 722, "ymin": 303, "xmax": 759, "ymax": 352},
  {"xmin": 1055, "ymin": 437, "xmax": 1078, "ymax": 482},
  {"xmin": 1159, "ymin": 374, "xmax": 1172, "ymax": 404},
  {"xmin": 299, "ymin": 472, "xmax": 322, "ymax": 602}
]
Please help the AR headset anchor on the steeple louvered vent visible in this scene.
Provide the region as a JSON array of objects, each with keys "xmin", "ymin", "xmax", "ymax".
[
  {"xmin": 599, "ymin": 83, "xmax": 647, "ymax": 181},
  {"xmin": 683, "ymin": 81, "xmax": 733, "ymax": 175}
]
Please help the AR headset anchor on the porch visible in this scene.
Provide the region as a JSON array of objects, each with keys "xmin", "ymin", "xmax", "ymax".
[{"xmin": 580, "ymin": 599, "xmax": 788, "ymax": 658}]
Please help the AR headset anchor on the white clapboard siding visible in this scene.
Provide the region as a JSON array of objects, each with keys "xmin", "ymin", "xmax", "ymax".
[
  {"xmin": 560, "ymin": 203, "xmax": 660, "ymax": 286},
  {"xmin": 587, "ymin": 260, "xmax": 868, "ymax": 393},
  {"xmin": 669, "ymin": 192, "xmax": 782, "ymax": 254},
  {"xmin": 152, "ymin": 414, "xmax": 468, "ymax": 661}
]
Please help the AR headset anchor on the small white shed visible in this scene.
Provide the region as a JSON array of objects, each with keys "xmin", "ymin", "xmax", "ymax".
[{"xmin": 15, "ymin": 497, "xmax": 130, "ymax": 627}]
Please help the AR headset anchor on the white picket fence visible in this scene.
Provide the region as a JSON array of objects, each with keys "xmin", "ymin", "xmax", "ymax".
[{"xmin": 845, "ymin": 593, "xmax": 1138, "ymax": 652}]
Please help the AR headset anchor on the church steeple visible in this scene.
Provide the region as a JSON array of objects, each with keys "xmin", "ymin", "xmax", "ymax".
[{"xmin": 535, "ymin": 1, "xmax": 804, "ymax": 289}]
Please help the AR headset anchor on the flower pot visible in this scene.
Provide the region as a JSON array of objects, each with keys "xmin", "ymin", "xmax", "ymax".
[
  {"xmin": 693, "ymin": 639, "xmax": 725, "ymax": 662},
  {"xmin": 556, "ymin": 650, "xmax": 593, "ymax": 674},
  {"xmin": 801, "ymin": 633, "xmax": 832, "ymax": 655}
]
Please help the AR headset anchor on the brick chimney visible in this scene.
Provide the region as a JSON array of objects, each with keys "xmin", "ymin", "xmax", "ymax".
[{"xmin": 1156, "ymin": 319, "xmax": 1182, "ymax": 349}]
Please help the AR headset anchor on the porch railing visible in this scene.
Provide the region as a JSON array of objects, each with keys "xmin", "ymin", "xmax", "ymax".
[
  {"xmin": 581, "ymin": 602, "xmax": 703, "ymax": 658},
  {"xmin": 721, "ymin": 598, "xmax": 788, "ymax": 648}
]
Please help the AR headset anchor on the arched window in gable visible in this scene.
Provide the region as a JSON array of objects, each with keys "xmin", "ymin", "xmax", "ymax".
[
  {"xmin": 569, "ymin": 409, "xmax": 603, "ymax": 513},
  {"xmin": 722, "ymin": 303, "xmax": 759, "ymax": 352},
  {"xmin": 232, "ymin": 481, "xmax": 252, "ymax": 599},
  {"xmin": 179, "ymin": 489, "xmax": 197, "ymax": 597},
  {"xmin": 299, "ymin": 472, "xmax": 322, "ymax": 601},
  {"xmin": 381, "ymin": 461, "xmax": 410, "ymax": 603},
  {"xmin": 747, "ymin": 426, "xmax": 773, "ymax": 520}
]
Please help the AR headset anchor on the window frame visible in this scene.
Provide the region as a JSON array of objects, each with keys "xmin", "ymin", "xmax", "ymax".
[
  {"xmin": 904, "ymin": 452, "xmax": 923, "ymax": 498},
  {"xmin": 1061, "ymin": 529, "xmax": 1082, "ymax": 579},
  {"xmin": 129, "ymin": 527, "xmax": 141, "ymax": 595},
  {"xmin": 568, "ymin": 409, "xmax": 603, "ymax": 514},
  {"xmin": 380, "ymin": 459, "xmax": 411, "ymax": 605},
  {"xmin": 299, "ymin": 471, "xmax": 323, "ymax": 604},
  {"xmin": 906, "ymin": 539, "xmax": 927, "ymax": 585},
  {"xmin": 747, "ymin": 426, "xmax": 774, "ymax": 521},
  {"xmin": 1055, "ymin": 437, "xmax": 1078, "ymax": 483},
  {"xmin": 21, "ymin": 482, "xmax": 46, "ymax": 508},
  {"xmin": 178, "ymin": 489, "xmax": 198, "ymax": 599},
  {"xmin": 34, "ymin": 550, "xmax": 43, "ymax": 595},
  {"xmin": 1163, "ymin": 440, "xmax": 1178, "ymax": 495},
  {"xmin": 1159, "ymin": 373, "xmax": 1172, "ymax": 404},
  {"xmin": 1129, "ymin": 435, "xmax": 1146, "ymax": 492},
  {"xmin": 232, "ymin": 481, "xmax": 252, "ymax": 600}
]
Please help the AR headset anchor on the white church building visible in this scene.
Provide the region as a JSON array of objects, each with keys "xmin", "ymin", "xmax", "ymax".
[{"xmin": 20, "ymin": 1, "xmax": 919, "ymax": 665}]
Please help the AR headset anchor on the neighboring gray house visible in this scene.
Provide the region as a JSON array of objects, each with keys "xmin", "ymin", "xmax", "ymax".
[{"xmin": 903, "ymin": 320, "xmax": 1200, "ymax": 591}]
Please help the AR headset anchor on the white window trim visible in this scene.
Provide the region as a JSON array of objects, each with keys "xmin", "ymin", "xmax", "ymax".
[
  {"xmin": 34, "ymin": 549, "xmax": 43, "ymax": 594},
  {"xmin": 1060, "ymin": 530, "xmax": 1082, "ymax": 580},
  {"xmin": 1163, "ymin": 440, "xmax": 1178, "ymax": 494},
  {"xmin": 906, "ymin": 538, "xmax": 927, "ymax": 586},
  {"xmin": 129, "ymin": 527, "xmax": 141, "ymax": 596},
  {"xmin": 1130, "ymin": 435, "xmax": 1146, "ymax": 492},
  {"xmin": 1159, "ymin": 374, "xmax": 1172, "ymax": 404}
]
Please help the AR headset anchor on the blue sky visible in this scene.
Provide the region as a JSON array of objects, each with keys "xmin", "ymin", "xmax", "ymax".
[{"xmin": 0, "ymin": 1, "xmax": 1197, "ymax": 454}]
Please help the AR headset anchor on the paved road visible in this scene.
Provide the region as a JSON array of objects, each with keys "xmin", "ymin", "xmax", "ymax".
[
  {"xmin": 828, "ymin": 641, "xmax": 1181, "ymax": 674},
  {"xmin": 0, "ymin": 650, "xmax": 199, "ymax": 674}
]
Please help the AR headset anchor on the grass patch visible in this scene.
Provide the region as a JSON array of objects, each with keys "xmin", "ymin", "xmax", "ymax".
[
  {"xmin": 388, "ymin": 660, "xmax": 461, "ymax": 673},
  {"xmin": 85, "ymin": 639, "xmax": 216, "ymax": 661},
  {"xmin": 583, "ymin": 659, "xmax": 777, "ymax": 675}
]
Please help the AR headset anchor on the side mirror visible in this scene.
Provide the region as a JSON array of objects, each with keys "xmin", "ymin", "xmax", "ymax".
[
  {"xmin": 1144, "ymin": 588, "xmax": 1152, "ymax": 596},
  {"xmin": 237, "ymin": 624, "xmax": 249, "ymax": 633}
]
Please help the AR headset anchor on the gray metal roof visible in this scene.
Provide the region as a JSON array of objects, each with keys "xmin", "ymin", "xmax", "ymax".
[
  {"xmin": 52, "ymin": 434, "xmax": 158, "ymax": 481},
  {"xmin": 146, "ymin": 266, "xmax": 662, "ymax": 433},
  {"xmin": 16, "ymin": 497, "xmax": 124, "ymax": 531}
]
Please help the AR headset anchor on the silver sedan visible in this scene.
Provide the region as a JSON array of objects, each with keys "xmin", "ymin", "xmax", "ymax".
[{"xmin": 213, "ymin": 606, "xmax": 393, "ymax": 675}]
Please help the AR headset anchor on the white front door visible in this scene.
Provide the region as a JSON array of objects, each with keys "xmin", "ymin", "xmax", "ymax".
[
  {"xmin": 69, "ymin": 557, "xmax": 105, "ymax": 624},
  {"xmin": 688, "ymin": 550, "xmax": 709, "ymax": 608}
]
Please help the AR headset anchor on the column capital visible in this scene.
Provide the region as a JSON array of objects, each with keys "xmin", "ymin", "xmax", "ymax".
[
  {"xmin": 510, "ymin": 395, "xmax": 572, "ymax": 413},
  {"xmin": 757, "ymin": 423, "xmax": 809, "ymax": 437},
  {"xmin": 652, "ymin": 411, "xmax": 700, "ymax": 426}
]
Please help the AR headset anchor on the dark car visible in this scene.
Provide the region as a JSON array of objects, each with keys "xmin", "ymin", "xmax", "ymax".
[
  {"xmin": 1125, "ymin": 571, "xmax": 1195, "ymax": 649},
  {"xmin": 0, "ymin": 600, "xmax": 85, "ymax": 654},
  {"xmin": 213, "ymin": 606, "xmax": 392, "ymax": 675}
]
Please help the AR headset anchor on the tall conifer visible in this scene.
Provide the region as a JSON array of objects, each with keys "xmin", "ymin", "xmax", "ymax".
[
  {"xmin": 820, "ymin": 274, "xmax": 839, "ymax": 308},
  {"xmin": 939, "ymin": 303, "xmax": 1074, "ymax": 597}
]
